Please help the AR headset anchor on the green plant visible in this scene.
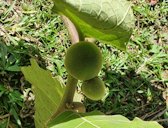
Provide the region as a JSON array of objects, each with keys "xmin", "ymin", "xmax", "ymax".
[
  {"xmin": 20, "ymin": 0, "xmax": 164, "ymax": 128},
  {"xmin": 81, "ymin": 77, "xmax": 106, "ymax": 101},
  {"xmin": 69, "ymin": 102, "xmax": 86, "ymax": 113},
  {"xmin": 0, "ymin": 0, "xmax": 167, "ymax": 127},
  {"xmin": 0, "ymin": 38, "xmax": 35, "ymax": 127},
  {"xmin": 0, "ymin": 84, "xmax": 23, "ymax": 127},
  {"xmin": 65, "ymin": 41, "xmax": 102, "ymax": 80}
]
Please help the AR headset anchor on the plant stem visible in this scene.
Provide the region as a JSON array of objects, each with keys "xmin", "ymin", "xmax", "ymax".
[
  {"xmin": 61, "ymin": 15, "xmax": 84, "ymax": 43},
  {"xmin": 48, "ymin": 16, "xmax": 80, "ymax": 124},
  {"xmin": 62, "ymin": 75, "xmax": 78, "ymax": 105},
  {"xmin": 48, "ymin": 75, "xmax": 78, "ymax": 122}
]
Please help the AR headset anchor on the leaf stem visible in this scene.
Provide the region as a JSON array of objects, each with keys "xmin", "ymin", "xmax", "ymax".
[{"xmin": 61, "ymin": 15, "xmax": 84, "ymax": 43}]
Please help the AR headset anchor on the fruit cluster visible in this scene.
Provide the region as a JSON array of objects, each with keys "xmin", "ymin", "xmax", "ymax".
[{"xmin": 65, "ymin": 41, "xmax": 106, "ymax": 101}]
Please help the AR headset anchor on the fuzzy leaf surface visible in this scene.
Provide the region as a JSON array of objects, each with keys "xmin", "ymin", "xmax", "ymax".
[
  {"xmin": 48, "ymin": 111, "xmax": 163, "ymax": 128},
  {"xmin": 52, "ymin": 0, "xmax": 135, "ymax": 50}
]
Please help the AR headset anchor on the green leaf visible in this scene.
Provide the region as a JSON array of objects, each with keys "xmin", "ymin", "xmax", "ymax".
[
  {"xmin": 0, "ymin": 42, "xmax": 7, "ymax": 69},
  {"xmin": 52, "ymin": 0, "xmax": 135, "ymax": 50},
  {"xmin": 0, "ymin": 119, "xmax": 8, "ymax": 128},
  {"xmin": 48, "ymin": 111, "xmax": 163, "ymax": 128},
  {"xmin": 21, "ymin": 59, "xmax": 65, "ymax": 128},
  {"xmin": 10, "ymin": 107, "xmax": 22, "ymax": 127},
  {"xmin": 6, "ymin": 65, "xmax": 21, "ymax": 72},
  {"xmin": 0, "ymin": 85, "xmax": 6, "ymax": 97}
]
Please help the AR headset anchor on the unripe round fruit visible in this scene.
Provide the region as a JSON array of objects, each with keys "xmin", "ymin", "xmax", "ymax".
[
  {"xmin": 81, "ymin": 77, "xmax": 106, "ymax": 101},
  {"xmin": 72, "ymin": 102, "xmax": 86, "ymax": 113},
  {"xmin": 64, "ymin": 41, "xmax": 102, "ymax": 81}
]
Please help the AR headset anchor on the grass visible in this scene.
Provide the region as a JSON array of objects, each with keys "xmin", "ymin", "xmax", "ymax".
[{"xmin": 0, "ymin": 0, "xmax": 168, "ymax": 127}]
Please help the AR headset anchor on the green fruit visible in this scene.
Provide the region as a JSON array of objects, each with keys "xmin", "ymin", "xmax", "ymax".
[
  {"xmin": 81, "ymin": 77, "xmax": 105, "ymax": 101},
  {"xmin": 72, "ymin": 102, "xmax": 86, "ymax": 113},
  {"xmin": 65, "ymin": 41, "xmax": 102, "ymax": 80}
]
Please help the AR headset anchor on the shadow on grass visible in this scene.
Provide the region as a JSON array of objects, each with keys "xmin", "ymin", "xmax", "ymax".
[
  {"xmin": 84, "ymin": 68, "xmax": 165, "ymax": 124},
  {"xmin": 0, "ymin": 39, "xmax": 46, "ymax": 128}
]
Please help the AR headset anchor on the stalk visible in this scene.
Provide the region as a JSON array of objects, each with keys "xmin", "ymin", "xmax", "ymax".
[
  {"xmin": 47, "ymin": 15, "xmax": 80, "ymax": 125},
  {"xmin": 49, "ymin": 75, "xmax": 78, "ymax": 121},
  {"xmin": 61, "ymin": 15, "xmax": 84, "ymax": 43}
]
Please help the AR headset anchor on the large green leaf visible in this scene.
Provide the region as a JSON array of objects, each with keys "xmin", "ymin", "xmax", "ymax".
[
  {"xmin": 52, "ymin": 0, "xmax": 135, "ymax": 50},
  {"xmin": 48, "ymin": 111, "xmax": 163, "ymax": 128},
  {"xmin": 21, "ymin": 59, "xmax": 65, "ymax": 128}
]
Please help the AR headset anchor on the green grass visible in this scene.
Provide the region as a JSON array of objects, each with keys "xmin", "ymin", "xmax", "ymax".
[{"xmin": 0, "ymin": 0, "xmax": 168, "ymax": 127}]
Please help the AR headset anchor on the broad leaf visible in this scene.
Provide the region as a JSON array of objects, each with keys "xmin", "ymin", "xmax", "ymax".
[
  {"xmin": 21, "ymin": 59, "xmax": 65, "ymax": 128},
  {"xmin": 48, "ymin": 111, "xmax": 163, "ymax": 128},
  {"xmin": 52, "ymin": 0, "xmax": 135, "ymax": 50}
]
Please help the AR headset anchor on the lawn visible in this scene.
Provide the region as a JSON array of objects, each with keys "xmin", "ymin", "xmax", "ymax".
[{"xmin": 0, "ymin": 0, "xmax": 168, "ymax": 127}]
